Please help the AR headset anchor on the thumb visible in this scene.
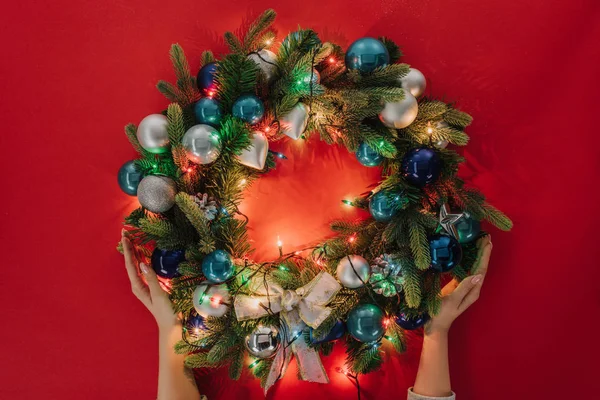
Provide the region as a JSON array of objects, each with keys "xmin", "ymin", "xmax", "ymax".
[
  {"xmin": 140, "ymin": 263, "xmax": 163, "ymax": 296},
  {"xmin": 448, "ymin": 274, "xmax": 482, "ymax": 305}
]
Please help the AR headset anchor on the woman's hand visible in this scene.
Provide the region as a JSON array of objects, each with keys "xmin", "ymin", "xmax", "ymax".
[
  {"xmin": 121, "ymin": 231, "xmax": 179, "ymax": 331},
  {"xmin": 426, "ymin": 234, "xmax": 493, "ymax": 335}
]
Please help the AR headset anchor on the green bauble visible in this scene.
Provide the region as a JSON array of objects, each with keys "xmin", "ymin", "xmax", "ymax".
[
  {"xmin": 456, "ymin": 214, "xmax": 481, "ymax": 243},
  {"xmin": 346, "ymin": 304, "xmax": 385, "ymax": 342}
]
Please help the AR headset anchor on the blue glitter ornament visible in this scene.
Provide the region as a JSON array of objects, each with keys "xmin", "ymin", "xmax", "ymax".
[
  {"xmin": 117, "ymin": 160, "xmax": 143, "ymax": 196},
  {"xmin": 309, "ymin": 320, "xmax": 346, "ymax": 344},
  {"xmin": 396, "ymin": 313, "xmax": 430, "ymax": 330},
  {"xmin": 347, "ymin": 304, "xmax": 385, "ymax": 342},
  {"xmin": 369, "ymin": 189, "xmax": 408, "ymax": 222},
  {"xmin": 202, "ymin": 249, "xmax": 235, "ymax": 284},
  {"xmin": 194, "ymin": 98, "xmax": 222, "ymax": 127},
  {"xmin": 151, "ymin": 248, "xmax": 185, "ymax": 279},
  {"xmin": 401, "ymin": 148, "xmax": 442, "ymax": 187},
  {"xmin": 232, "ymin": 94, "xmax": 265, "ymax": 124},
  {"xmin": 429, "ymin": 234, "xmax": 462, "ymax": 272},
  {"xmin": 356, "ymin": 142, "xmax": 383, "ymax": 167},
  {"xmin": 197, "ymin": 62, "xmax": 218, "ymax": 94},
  {"xmin": 455, "ymin": 214, "xmax": 481, "ymax": 244},
  {"xmin": 345, "ymin": 37, "xmax": 390, "ymax": 73}
]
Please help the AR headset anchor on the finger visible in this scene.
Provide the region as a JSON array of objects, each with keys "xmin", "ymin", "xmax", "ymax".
[
  {"xmin": 448, "ymin": 274, "xmax": 482, "ymax": 306},
  {"xmin": 121, "ymin": 233, "xmax": 151, "ymax": 306},
  {"xmin": 140, "ymin": 262, "xmax": 164, "ymax": 298},
  {"xmin": 471, "ymin": 235, "xmax": 492, "ymax": 276},
  {"xmin": 458, "ymin": 275, "xmax": 484, "ymax": 312}
]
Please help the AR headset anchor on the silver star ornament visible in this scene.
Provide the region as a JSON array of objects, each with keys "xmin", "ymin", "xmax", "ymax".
[{"xmin": 439, "ymin": 203, "xmax": 464, "ymax": 239}]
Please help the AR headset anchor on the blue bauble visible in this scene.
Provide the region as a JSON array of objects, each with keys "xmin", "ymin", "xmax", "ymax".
[
  {"xmin": 396, "ymin": 313, "xmax": 430, "ymax": 330},
  {"xmin": 117, "ymin": 160, "xmax": 143, "ymax": 196},
  {"xmin": 429, "ymin": 234, "xmax": 462, "ymax": 272},
  {"xmin": 186, "ymin": 313, "xmax": 206, "ymax": 335},
  {"xmin": 347, "ymin": 304, "xmax": 385, "ymax": 343},
  {"xmin": 401, "ymin": 148, "xmax": 442, "ymax": 187},
  {"xmin": 356, "ymin": 142, "xmax": 383, "ymax": 167},
  {"xmin": 309, "ymin": 320, "xmax": 346, "ymax": 345},
  {"xmin": 345, "ymin": 37, "xmax": 390, "ymax": 73},
  {"xmin": 232, "ymin": 95, "xmax": 265, "ymax": 124},
  {"xmin": 202, "ymin": 249, "xmax": 235, "ymax": 284},
  {"xmin": 369, "ymin": 189, "xmax": 407, "ymax": 222},
  {"xmin": 151, "ymin": 248, "xmax": 185, "ymax": 279},
  {"xmin": 455, "ymin": 214, "xmax": 481, "ymax": 244},
  {"xmin": 194, "ymin": 98, "xmax": 222, "ymax": 127},
  {"xmin": 197, "ymin": 62, "xmax": 218, "ymax": 94}
]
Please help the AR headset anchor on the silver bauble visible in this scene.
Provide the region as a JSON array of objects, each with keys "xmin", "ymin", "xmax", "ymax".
[
  {"xmin": 434, "ymin": 121, "xmax": 449, "ymax": 149},
  {"xmin": 400, "ymin": 68, "xmax": 427, "ymax": 98},
  {"xmin": 193, "ymin": 284, "xmax": 230, "ymax": 318},
  {"xmin": 302, "ymin": 69, "xmax": 320, "ymax": 85},
  {"xmin": 245, "ymin": 325, "xmax": 281, "ymax": 359},
  {"xmin": 247, "ymin": 49, "xmax": 278, "ymax": 82},
  {"xmin": 182, "ymin": 124, "xmax": 222, "ymax": 164},
  {"xmin": 137, "ymin": 175, "xmax": 176, "ymax": 213},
  {"xmin": 137, "ymin": 114, "xmax": 170, "ymax": 154},
  {"xmin": 379, "ymin": 89, "xmax": 419, "ymax": 129},
  {"xmin": 281, "ymin": 103, "xmax": 309, "ymax": 140},
  {"xmin": 237, "ymin": 131, "xmax": 269, "ymax": 170},
  {"xmin": 336, "ymin": 255, "xmax": 371, "ymax": 289}
]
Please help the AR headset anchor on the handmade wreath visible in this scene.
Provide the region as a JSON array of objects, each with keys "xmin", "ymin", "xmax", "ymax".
[{"xmin": 117, "ymin": 9, "xmax": 512, "ymax": 395}]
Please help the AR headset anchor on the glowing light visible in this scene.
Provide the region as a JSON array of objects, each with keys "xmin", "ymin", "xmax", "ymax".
[
  {"xmin": 265, "ymin": 39, "xmax": 273, "ymax": 46},
  {"xmin": 277, "ymin": 236, "xmax": 283, "ymax": 248},
  {"xmin": 278, "ymin": 265, "xmax": 288, "ymax": 271},
  {"xmin": 193, "ymin": 328, "xmax": 201, "ymax": 335},
  {"xmin": 427, "ymin": 122, "xmax": 433, "ymax": 135},
  {"xmin": 239, "ymin": 178, "xmax": 247, "ymax": 187},
  {"xmin": 328, "ymin": 57, "xmax": 336, "ymax": 64},
  {"xmin": 383, "ymin": 318, "xmax": 391, "ymax": 328},
  {"xmin": 207, "ymin": 89, "xmax": 216, "ymax": 98},
  {"xmin": 342, "ymin": 199, "xmax": 354, "ymax": 207},
  {"xmin": 384, "ymin": 335, "xmax": 394, "ymax": 341},
  {"xmin": 348, "ymin": 234, "xmax": 357, "ymax": 244},
  {"xmin": 249, "ymin": 359, "xmax": 261, "ymax": 369},
  {"xmin": 294, "ymin": 250, "xmax": 302, "ymax": 255},
  {"xmin": 265, "ymin": 126, "xmax": 271, "ymax": 133},
  {"xmin": 210, "ymin": 296, "xmax": 221, "ymax": 307}
]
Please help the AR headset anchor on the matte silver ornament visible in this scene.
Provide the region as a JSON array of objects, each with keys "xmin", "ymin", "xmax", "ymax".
[
  {"xmin": 137, "ymin": 175, "xmax": 176, "ymax": 213},
  {"xmin": 182, "ymin": 124, "xmax": 222, "ymax": 164},
  {"xmin": 247, "ymin": 49, "xmax": 278, "ymax": 82},
  {"xmin": 336, "ymin": 255, "xmax": 371, "ymax": 289},
  {"xmin": 400, "ymin": 68, "xmax": 426, "ymax": 98},
  {"xmin": 137, "ymin": 114, "xmax": 170, "ymax": 154},
  {"xmin": 237, "ymin": 131, "xmax": 269, "ymax": 170},
  {"xmin": 434, "ymin": 121, "xmax": 449, "ymax": 149},
  {"xmin": 302, "ymin": 69, "xmax": 320, "ymax": 85},
  {"xmin": 379, "ymin": 89, "xmax": 419, "ymax": 129},
  {"xmin": 193, "ymin": 284, "xmax": 230, "ymax": 318},
  {"xmin": 439, "ymin": 203, "xmax": 464, "ymax": 240},
  {"xmin": 280, "ymin": 103, "xmax": 309, "ymax": 140},
  {"xmin": 245, "ymin": 325, "xmax": 281, "ymax": 359}
]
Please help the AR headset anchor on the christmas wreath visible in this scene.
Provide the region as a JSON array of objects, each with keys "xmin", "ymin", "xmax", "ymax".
[{"xmin": 117, "ymin": 9, "xmax": 512, "ymax": 394}]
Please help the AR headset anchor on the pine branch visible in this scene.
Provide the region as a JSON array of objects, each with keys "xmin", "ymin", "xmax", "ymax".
[
  {"xmin": 401, "ymin": 259, "xmax": 423, "ymax": 308},
  {"xmin": 481, "ymin": 202, "xmax": 513, "ymax": 231},
  {"xmin": 408, "ymin": 219, "xmax": 431, "ymax": 270},
  {"xmin": 124, "ymin": 123, "xmax": 151, "ymax": 158},
  {"xmin": 200, "ymin": 50, "xmax": 215, "ymax": 66},
  {"xmin": 379, "ymin": 36, "xmax": 403, "ymax": 63},
  {"xmin": 242, "ymin": 9, "xmax": 277, "ymax": 52},
  {"xmin": 175, "ymin": 193, "xmax": 212, "ymax": 238},
  {"xmin": 167, "ymin": 103, "xmax": 186, "ymax": 144}
]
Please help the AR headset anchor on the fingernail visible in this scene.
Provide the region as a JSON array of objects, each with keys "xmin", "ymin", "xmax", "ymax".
[
  {"xmin": 471, "ymin": 275, "xmax": 482, "ymax": 284},
  {"xmin": 140, "ymin": 263, "xmax": 149, "ymax": 274}
]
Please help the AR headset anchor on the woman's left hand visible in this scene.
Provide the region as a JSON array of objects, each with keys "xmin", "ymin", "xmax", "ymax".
[{"xmin": 121, "ymin": 231, "xmax": 179, "ymax": 331}]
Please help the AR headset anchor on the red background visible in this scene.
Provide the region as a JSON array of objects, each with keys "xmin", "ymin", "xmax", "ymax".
[{"xmin": 1, "ymin": 0, "xmax": 599, "ymax": 399}]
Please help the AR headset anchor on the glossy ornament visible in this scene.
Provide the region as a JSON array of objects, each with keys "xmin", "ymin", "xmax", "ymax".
[
  {"xmin": 309, "ymin": 320, "xmax": 346, "ymax": 344},
  {"xmin": 185, "ymin": 313, "xmax": 207, "ymax": 340},
  {"xmin": 438, "ymin": 203, "xmax": 463, "ymax": 239},
  {"xmin": 245, "ymin": 325, "xmax": 281, "ymax": 359},
  {"xmin": 401, "ymin": 148, "xmax": 442, "ymax": 187},
  {"xmin": 400, "ymin": 68, "xmax": 427, "ymax": 98},
  {"xmin": 193, "ymin": 98, "xmax": 222, "ymax": 127},
  {"xmin": 280, "ymin": 102, "xmax": 309, "ymax": 140},
  {"xmin": 345, "ymin": 37, "xmax": 390, "ymax": 73},
  {"xmin": 356, "ymin": 142, "xmax": 383, "ymax": 167},
  {"xmin": 182, "ymin": 124, "xmax": 221, "ymax": 164},
  {"xmin": 202, "ymin": 249, "xmax": 235, "ymax": 283},
  {"xmin": 455, "ymin": 213, "xmax": 481, "ymax": 244},
  {"xmin": 336, "ymin": 255, "xmax": 371, "ymax": 289},
  {"xmin": 137, "ymin": 114, "xmax": 169, "ymax": 154},
  {"xmin": 151, "ymin": 248, "xmax": 185, "ymax": 279},
  {"xmin": 117, "ymin": 160, "xmax": 143, "ymax": 196},
  {"xmin": 232, "ymin": 95, "xmax": 265, "ymax": 124},
  {"xmin": 193, "ymin": 284, "xmax": 230, "ymax": 318},
  {"xmin": 395, "ymin": 313, "xmax": 430, "ymax": 330},
  {"xmin": 302, "ymin": 69, "xmax": 320, "ymax": 85},
  {"xmin": 347, "ymin": 304, "xmax": 385, "ymax": 342},
  {"xmin": 369, "ymin": 189, "xmax": 407, "ymax": 222},
  {"xmin": 433, "ymin": 121, "xmax": 449, "ymax": 149},
  {"xmin": 379, "ymin": 88, "xmax": 418, "ymax": 129},
  {"xmin": 137, "ymin": 175, "xmax": 177, "ymax": 213},
  {"xmin": 429, "ymin": 234, "xmax": 463, "ymax": 272},
  {"xmin": 196, "ymin": 62, "xmax": 218, "ymax": 94},
  {"xmin": 237, "ymin": 131, "xmax": 268, "ymax": 170},
  {"xmin": 247, "ymin": 49, "xmax": 278, "ymax": 82}
]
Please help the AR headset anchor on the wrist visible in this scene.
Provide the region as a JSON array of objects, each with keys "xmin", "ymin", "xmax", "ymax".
[{"xmin": 424, "ymin": 324, "xmax": 449, "ymax": 339}]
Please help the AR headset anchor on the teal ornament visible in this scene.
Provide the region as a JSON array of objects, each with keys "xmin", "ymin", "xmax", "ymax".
[
  {"xmin": 194, "ymin": 98, "xmax": 222, "ymax": 127},
  {"xmin": 429, "ymin": 234, "xmax": 462, "ymax": 272},
  {"xmin": 347, "ymin": 304, "xmax": 385, "ymax": 343},
  {"xmin": 356, "ymin": 142, "xmax": 383, "ymax": 167},
  {"xmin": 345, "ymin": 37, "xmax": 390, "ymax": 73},
  {"xmin": 232, "ymin": 95, "xmax": 265, "ymax": 124},
  {"xmin": 455, "ymin": 213, "xmax": 481, "ymax": 244},
  {"xmin": 369, "ymin": 189, "xmax": 408, "ymax": 222},
  {"xmin": 202, "ymin": 250, "xmax": 235, "ymax": 283},
  {"xmin": 117, "ymin": 160, "xmax": 143, "ymax": 196},
  {"xmin": 369, "ymin": 254, "xmax": 404, "ymax": 297}
]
